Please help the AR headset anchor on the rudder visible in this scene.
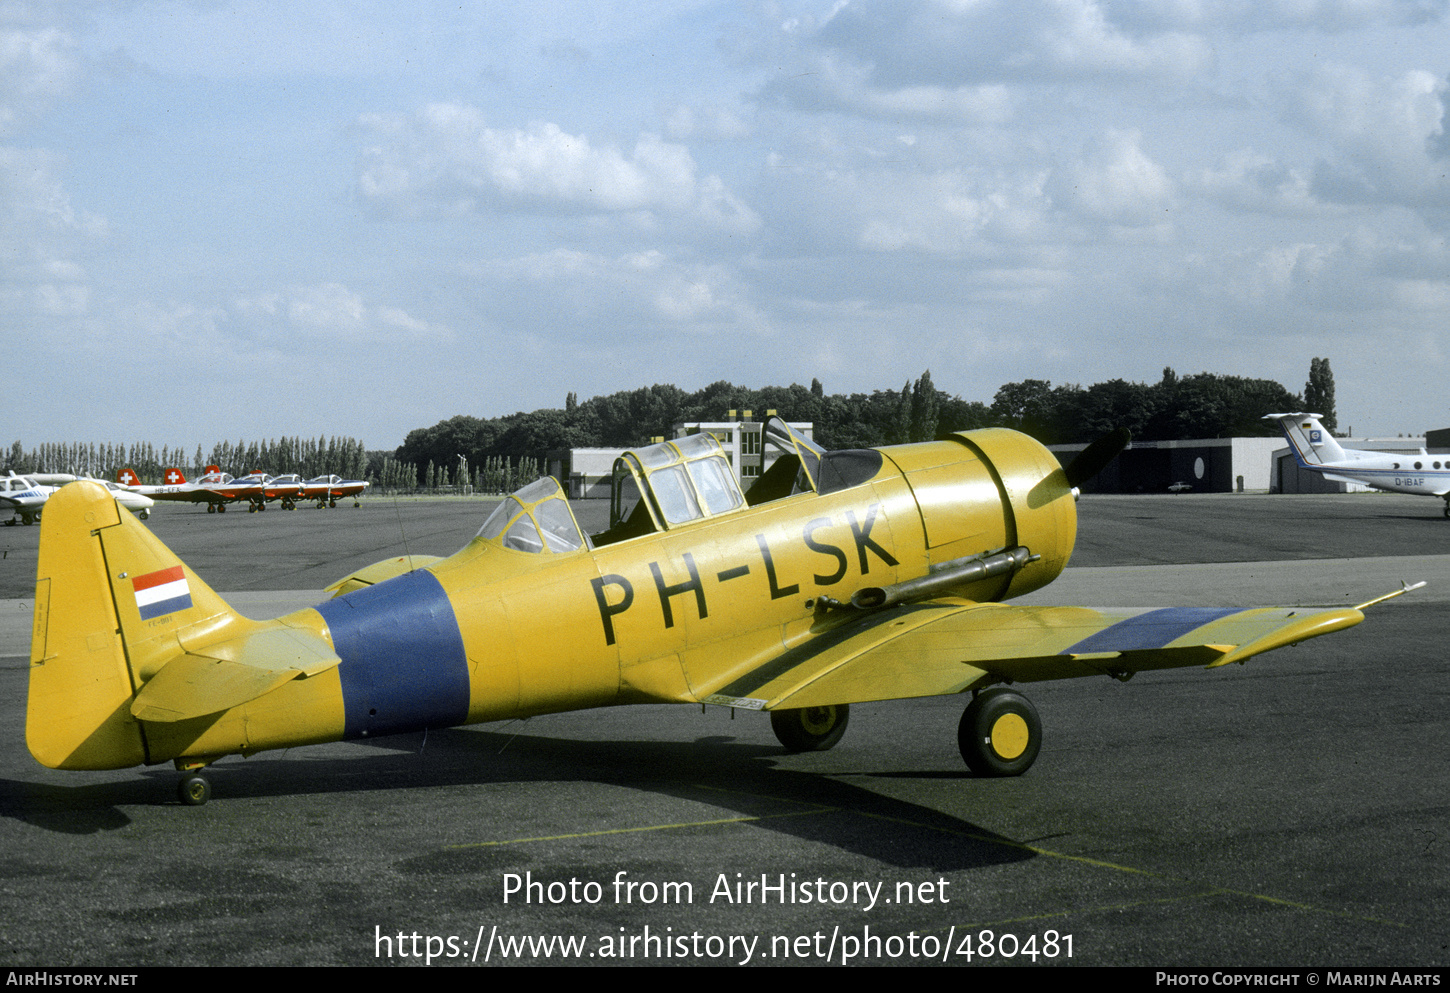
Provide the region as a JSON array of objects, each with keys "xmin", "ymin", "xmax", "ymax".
[
  {"xmin": 1264, "ymin": 412, "xmax": 1347, "ymax": 466},
  {"xmin": 28, "ymin": 481, "xmax": 243, "ymax": 770}
]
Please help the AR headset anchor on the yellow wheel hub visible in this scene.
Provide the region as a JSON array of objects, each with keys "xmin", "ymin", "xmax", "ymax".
[
  {"xmin": 801, "ymin": 707, "xmax": 835, "ymax": 735},
  {"xmin": 989, "ymin": 713, "xmax": 1030, "ymax": 760}
]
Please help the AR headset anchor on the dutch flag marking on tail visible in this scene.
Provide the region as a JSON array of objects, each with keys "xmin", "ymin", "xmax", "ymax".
[{"xmin": 133, "ymin": 565, "xmax": 192, "ymax": 620}]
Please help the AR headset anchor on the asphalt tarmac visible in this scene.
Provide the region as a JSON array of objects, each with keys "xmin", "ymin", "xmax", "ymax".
[{"xmin": 0, "ymin": 492, "xmax": 1445, "ymax": 967}]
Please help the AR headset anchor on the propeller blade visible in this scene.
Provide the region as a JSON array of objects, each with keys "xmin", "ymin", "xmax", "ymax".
[{"xmin": 1065, "ymin": 428, "xmax": 1130, "ymax": 489}]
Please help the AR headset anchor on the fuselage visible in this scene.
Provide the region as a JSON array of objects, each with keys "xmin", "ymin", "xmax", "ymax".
[
  {"xmin": 1267, "ymin": 412, "xmax": 1450, "ymax": 497},
  {"xmin": 125, "ymin": 431, "xmax": 1076, "ymax": 767}
]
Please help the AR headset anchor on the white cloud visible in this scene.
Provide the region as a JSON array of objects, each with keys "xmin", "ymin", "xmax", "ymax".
[
  {"xmin": 1190, "ymin": 150, "xmax": 1325, "ymax": 217},
  {"xmin": 465, "ymin": 247, "xmax": 764, "ymax": 332},
  {"xmin": 1102, "ymin": 0, "xmax": 1448, "ymax": 34},
  {"xmin": 0, "ymin": 146, "xmax": 103, "ymax": 322},
  {"xmin": 357, "ymin": 105, "xmax": 760, "ymax": 233},
  {"xmin": 1287, "ymin": 65, "xmax": 1450, "ymax": 209},
  {"xmin": 1049, "ymin": 129, "xmax": 1174, "ymax": 227},
  {"xmin": 762, "ymin": 0, "xmax": 1214, "ymax": 114},
  {"xmin": 0, "ymin": 25, "xmax": 78, "ymax": 136},
  {"xmin": 242, "ymin": 283, "xmax": 445, "ymax": 342},
  {"xmin": 1189, "ymin": 230, "xmax": 1450, "ymax": 315}
]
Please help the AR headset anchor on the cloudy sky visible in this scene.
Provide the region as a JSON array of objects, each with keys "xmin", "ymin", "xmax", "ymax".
[{"xmin": 6, "ymin": 1, "xmax": 1450, "ymax": 449}]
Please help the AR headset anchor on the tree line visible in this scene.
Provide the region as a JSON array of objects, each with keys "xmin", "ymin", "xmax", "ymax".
[
  {"xmin": 4, "ymin": 436, "xmax": 369, "ymax": 486},
  {"xmin": 394, "ymin": 361, "xmax": 1335, "ymax": 480},
  {"xmin": 5, "ymin": 360, "xmax": 1336, "ymax": 495}
]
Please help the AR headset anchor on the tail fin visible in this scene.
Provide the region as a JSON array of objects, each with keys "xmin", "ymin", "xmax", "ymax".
[
  {"xmin": 1262, "ymin": 412, "xmax": 1347, "ymax": 466},
  {"xmin": 28, "ymin": 481, "xmax": 245, "ymax": 769},
  {"xmin": 117, "ymin": 468, "xmax": 140, "ymax": 486},
  {"xmin": 161, "ymin": 467, "xmax": 187, "ymax": 485}
]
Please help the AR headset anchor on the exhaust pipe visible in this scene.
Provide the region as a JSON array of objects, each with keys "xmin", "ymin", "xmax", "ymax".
[{"xmin": 841, "ymin": 545, "xmax": 1039, "ymax": 611}]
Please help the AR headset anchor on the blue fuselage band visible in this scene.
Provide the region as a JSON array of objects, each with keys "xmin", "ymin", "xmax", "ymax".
[{"xmin": 315, "ymin": 570, "xmax": 470, "ymax": 739}]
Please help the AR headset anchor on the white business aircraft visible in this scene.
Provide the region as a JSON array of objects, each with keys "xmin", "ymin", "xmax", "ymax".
[{"xmin": 1265, "ymin": 412, "xmax": 1450, "ymax": 516}]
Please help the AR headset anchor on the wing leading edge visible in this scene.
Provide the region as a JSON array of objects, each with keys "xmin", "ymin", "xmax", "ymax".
[{"xmin": 699, "ymin": 600, "xmax": 1364, "ymax": 712}]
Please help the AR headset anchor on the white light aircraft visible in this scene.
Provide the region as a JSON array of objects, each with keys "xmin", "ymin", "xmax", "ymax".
[
  {"xmin": 0, "ymin": 472, "xmax": 75, "ymax": 526},
  {"xmin": 1265, "ymin": 412, "xmax": 1450, "ymax": 516}
]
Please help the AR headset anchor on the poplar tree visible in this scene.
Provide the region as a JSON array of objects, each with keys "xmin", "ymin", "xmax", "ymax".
[{"xmin": 1304, "ymin": 357, "xmax": 1337, "ymax": 433}]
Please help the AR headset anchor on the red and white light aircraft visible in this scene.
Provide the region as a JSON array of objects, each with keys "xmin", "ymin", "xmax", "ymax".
[
  {"xmin": 117, "ymin": 466, "xmax": 254, "ymax": 514},
  {"xmin": 301, "ymin": 474, "xmax": 369, "ymax": 508}
]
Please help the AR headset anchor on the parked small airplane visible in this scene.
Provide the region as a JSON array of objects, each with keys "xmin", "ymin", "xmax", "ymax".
[
  {"xmin": 265, "ymin": 474, "xmax": 306, "ymax": 510},
  {"xmin": 88, "ymin": 478, "xmax": 155, "ymax": 520},
  {"xmin": 0, "ymin": 472, "xmax": 73, "ymax": 526},
  {"xmin": 118, "ymin": 467, "xmax": 251, "ymax": 513},
  {"xmin": 31, "ymin": 420, "xmax": 1395, "ymax": 805},
  {"xmin": 301, "ymin": 474, "xmax": 369, "ymax": 508},
  {"xmin": 1265, "ymin": 412, "xmax": 1450, "ymax": 515}
]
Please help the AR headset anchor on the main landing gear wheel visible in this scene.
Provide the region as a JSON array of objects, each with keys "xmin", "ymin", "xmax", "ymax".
[
  {"xmin": 771, "ymin": 704, "xmax": 850, "ymax": 752},
  {"xmin": 177, "ymin": 775, "xmax": 211, "ymax": 806},
  {"xmin": 958, "ymin": 688, "xmax": 1041, "ymax": 777}
]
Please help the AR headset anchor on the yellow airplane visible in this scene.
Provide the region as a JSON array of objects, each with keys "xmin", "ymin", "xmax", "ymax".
[{"xmin": 27, "ymin": 419, "xmax": 1383, "ymax": 805}]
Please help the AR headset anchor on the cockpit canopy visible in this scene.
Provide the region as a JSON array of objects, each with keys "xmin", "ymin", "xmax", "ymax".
[
  {"xmin": 475, "ymin": 417, "xmax": 884, "ymax": 554},
  {"xmin": 608, "ymin": 431, "xmax": 745, "ymax": 535},
  {"xmin": 476, "ymin": 476, "xmax": 588, "ymax": 554}
]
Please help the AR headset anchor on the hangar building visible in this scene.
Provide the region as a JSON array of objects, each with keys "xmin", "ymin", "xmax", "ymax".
[{"xmin": 1048, "ymin": 436, "xmax": 1285, "ymax": 494}]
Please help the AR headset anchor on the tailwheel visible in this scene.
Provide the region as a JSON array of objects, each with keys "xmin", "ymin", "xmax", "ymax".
[
  {"xmin": 771, "ymin": 704, "xmax": 850, "ymax": 752},
  {"xmin": 958, "ymin": 688, "xmax": 1041, "ymax": 776},
  {"xmin": 177, "ymin": 774, "xmax": 211, "ymax": 806}
]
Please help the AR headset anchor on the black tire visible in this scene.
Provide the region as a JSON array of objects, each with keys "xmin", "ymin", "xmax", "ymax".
[
  {"xmin": 178, "ymin": 775, "xmax": 211, "ymax": 806},
  {"xmin": 958, "ymin": 689, "xmax": 1041, "ymax": 776},
  {"xmin": 771, "ymin": 704, "xmax": 849, "ymax": 752}
]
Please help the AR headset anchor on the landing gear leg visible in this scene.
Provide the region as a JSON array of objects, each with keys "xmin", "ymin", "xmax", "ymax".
[{"xmin": 958, "ymin": 688, "xmax": 1041, "ymax": 776}]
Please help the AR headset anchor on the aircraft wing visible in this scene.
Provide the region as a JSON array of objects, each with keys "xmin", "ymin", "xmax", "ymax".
[{"xmin": 700, "ymin": 599, "xmax": 1363, "ymax": 711}]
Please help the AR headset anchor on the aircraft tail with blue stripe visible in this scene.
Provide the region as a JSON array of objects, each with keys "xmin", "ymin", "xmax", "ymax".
[{"xmin": 1263, "ymin": 412, "xmax": 1349, "ymax": 467}]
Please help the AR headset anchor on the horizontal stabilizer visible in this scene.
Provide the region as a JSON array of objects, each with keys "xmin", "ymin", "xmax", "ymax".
[{"xmin": 131, "ymin": 626, "xmax": 341, "ymax": 723}]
